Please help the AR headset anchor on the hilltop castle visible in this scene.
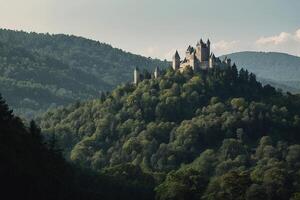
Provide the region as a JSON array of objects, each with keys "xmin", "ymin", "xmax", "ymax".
[
  {"xmin": 134, "ymin": 39, "xmax": 233, "ymax": 84},
  {"xmin": 173, "ymin": 39, "xmax": 231, "ymax": 72}
]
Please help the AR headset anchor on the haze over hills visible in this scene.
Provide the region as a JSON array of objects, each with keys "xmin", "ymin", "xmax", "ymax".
[
  {"xmin": 1, "ymin": 29, "xmax": 300, "ymax": 119},
  {"xmin": 0, "ymin": 29, "xmax": 169, "ymax": 118},
  {"xmin": 223, "ymin": 52, "xmax": 300, "ymax": 93}
]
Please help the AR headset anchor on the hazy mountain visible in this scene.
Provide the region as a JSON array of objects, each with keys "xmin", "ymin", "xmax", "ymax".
[
  {"xmin": 0, "ymin": 29, "xmax": 169, "ymax": 118},
  {"xmin": 223, "ymin": 51, "xmax": 300, "ymax": 93},
  {"xmin": 1, "ymin": 29, "xmax": 300, "ymax": 119}
]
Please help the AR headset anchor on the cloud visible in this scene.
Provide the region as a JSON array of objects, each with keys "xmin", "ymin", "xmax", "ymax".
[
  {"xmin": 255, "ymin": 29, "xmax": 300, "ymax": 56},
  {"xmin": 256, "ymin": 32, "xmax": 293, "ymax": 45},
  {"xmin": 296, "ymin": 29, "xmax": 300, "ymax": 41}
]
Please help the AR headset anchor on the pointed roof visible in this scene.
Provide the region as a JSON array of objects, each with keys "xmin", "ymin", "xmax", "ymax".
[
  {"xmin": 173, "ymin": 50, "xmax": 180, "ymax": 59},
  {"xmin": 186, "ymin": 45, "xmax": 194, "ymax": 53}
]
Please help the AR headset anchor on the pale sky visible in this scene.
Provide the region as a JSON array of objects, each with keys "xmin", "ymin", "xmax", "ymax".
[{"xmin": 0, "ymin": 0, "xmax": 300, "ymax": 59}]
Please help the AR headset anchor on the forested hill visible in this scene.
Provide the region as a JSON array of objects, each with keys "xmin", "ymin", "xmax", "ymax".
[
  {"xmin": 0, "ymin": 29, "xmax": 168, "ymax": 118},
  {"xmin": 39, "ymin": 66, "xmax": 300, "ymax": 199},
  {"xmin": 0, "ymin": 94, "xmax": 158, "ymax": 200},
  {"xmin": 223, "ymin": 51, "xmax": 300, "ymax": 93}
]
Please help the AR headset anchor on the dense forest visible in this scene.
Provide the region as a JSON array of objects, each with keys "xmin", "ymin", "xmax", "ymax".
[
  {"xmin": 0, "ymin": 94, "xmax": 160, "ymax": 200},
  {"xmin": 0, "ymin": 29, "xmax": 168, "ymax": 118},
  {"xmin": 223, "ymin": 52, "xmax": 300, "ymax": 93},
  {"xmin": 38, "ymin": 65, "xmax": 300, "ymax": 199}
]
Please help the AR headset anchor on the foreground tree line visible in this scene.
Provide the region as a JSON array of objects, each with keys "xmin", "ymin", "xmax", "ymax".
[
  {"xmin": 0, "ymin": 94, "xmax": 155, "ymax": 200},
  {"xmin": 37, "ymin": 65, "xmax": 300, "ymax": 199}
]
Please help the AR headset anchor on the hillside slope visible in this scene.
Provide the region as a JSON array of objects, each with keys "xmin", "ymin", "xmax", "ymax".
[
  {"xmin": 0, "ymin": 29, "xmax": 168, "ymax": 117},
  {"xmin": 39, "ymin": 66, "xmax": 300, "ymax": 199},
  {"xmin": 223, "ymin": 51, "xmax": 300, "ymax": 92},
  {"xmin": 0, "ymin": 94, "xmax": 156, "ymax": 200}
]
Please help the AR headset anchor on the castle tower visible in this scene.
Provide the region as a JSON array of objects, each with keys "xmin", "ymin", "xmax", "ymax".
[
  {"xmin": 154, "ymin": 66, "xmax": 160, "ymax": 79},
  {"xmin": 195, "ymin": 39, "xmax": 202, "ymax": 63},
  {"xmin": 186, "ymin": 45, "xmax": 194, "ymax": 59},
  {"xmin": 209, "ymin": 53, "xmax": 216, "ymax": 68},
  {"xmin": 190, "ymin": 52, "xmax": 197, "ymax": 70},
  {"xmin": 172, "ymin": 50, "xmax": 180, "ymax": 70},
  {"xmin": 134, "ymin": 67, "xmax": 141, "ymax": 84},
  {"xmin": 196, "ymin": 38, "xmax": 210, "ymax": 62},
  {"xmin": 200, "ymin": 39, "xmax": 204, "ymax": 45},
  {"xmin": 207, "ymin": 39, "xmax": 211, "ymax": 53},
  {"xmin": 202, "ymin": 39, "xmax": 210, "ymax": 62}
]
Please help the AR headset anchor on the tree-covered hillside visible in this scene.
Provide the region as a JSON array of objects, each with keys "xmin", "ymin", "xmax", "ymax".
[
  {"xmin": 0, "ymin": 94, "xmax": 81, "ymax": 199},
  {"xmin": 0, "ymin": 94, "xmax": 160, "ymax": 200},
  {"xmin": 0, "ymin": 29, "xmax": 168, "ymax": 118},
  {"xmin": 223, "ymin": 52, "xmax": 300, "ymax": 93},
  {"xmin": 39, "ymin": 66, "xmax": 300, "ymax": 199}
]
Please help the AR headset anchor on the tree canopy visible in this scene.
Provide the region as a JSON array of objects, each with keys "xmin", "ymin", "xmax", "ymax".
[
  {"xmin": 0, "ymin": 29, "xmax": 168, "ymax": 118},
  {"xmin": 38, "ymin": 65, "xmax": 300, "ymax": 199}
]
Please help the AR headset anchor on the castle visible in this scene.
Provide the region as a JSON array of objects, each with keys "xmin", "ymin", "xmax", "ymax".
[
  {"xmin": 173, "ymin": 39, "xmax": 231, "ymax": 71},
  {"xmin": 134, "ymin": 39, "xmax": 232, "ymax": 84}
]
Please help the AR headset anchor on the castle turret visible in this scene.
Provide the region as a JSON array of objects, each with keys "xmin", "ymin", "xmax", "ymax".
[
  {"xmin": 207, "ymin": 39, "xmax": 211, "ymax": 52},
  {"xmin": 172, "ymin": 51, "xmax": 180, "ymax": 70},
  {"xmin": 154, "ymin": 66, "xmax": 160, "ymax": 79},
  {"xmin": 134, "ymin": 67, "xmax": 141, "ymax": 84},
  {"xmin": 209, "ymin": 53, "xmax": 216, "ymax": 68},
  {"xmin": 200, "ymin": 39, "xmax": 204, "ymax": 45},
  {"xmin": 196, "ymin": 38, "xmax": 210, "ymax": 62},
  {"xmin": 190, "ymin": 52, "xmax": 197, "ymax": 70}
]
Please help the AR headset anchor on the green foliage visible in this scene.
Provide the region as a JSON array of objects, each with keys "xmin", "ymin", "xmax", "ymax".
[
  {"xmin": 38, "ymin": 66, "xmax": 300, "ymax": 199},
  {"xmin": 160, "ymin": 137, "xmax": 298, "ymax": 200},
  {"xmin": 155, "ymin": 168, "xmax": 208, "ymax": 200},
  {"xmin": 0, "ymin": 94, "xmax": 158, "ymax": 200},
  {"xmin": 0, "ymin": 29, "xmax": 168, "ymax": 118}
]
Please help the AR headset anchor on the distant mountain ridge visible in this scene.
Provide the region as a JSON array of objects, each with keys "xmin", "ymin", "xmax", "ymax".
[
  {"xmin": 1, "ymin": 29, "xmax": 300, "ymax": 118},
  {"xmin": 222, "ymin": 51, "xmax": 300, "ymax": 93},
  {"xmin": 0, "ymin": 29, "xmax": 169, "ymax": 117}
]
